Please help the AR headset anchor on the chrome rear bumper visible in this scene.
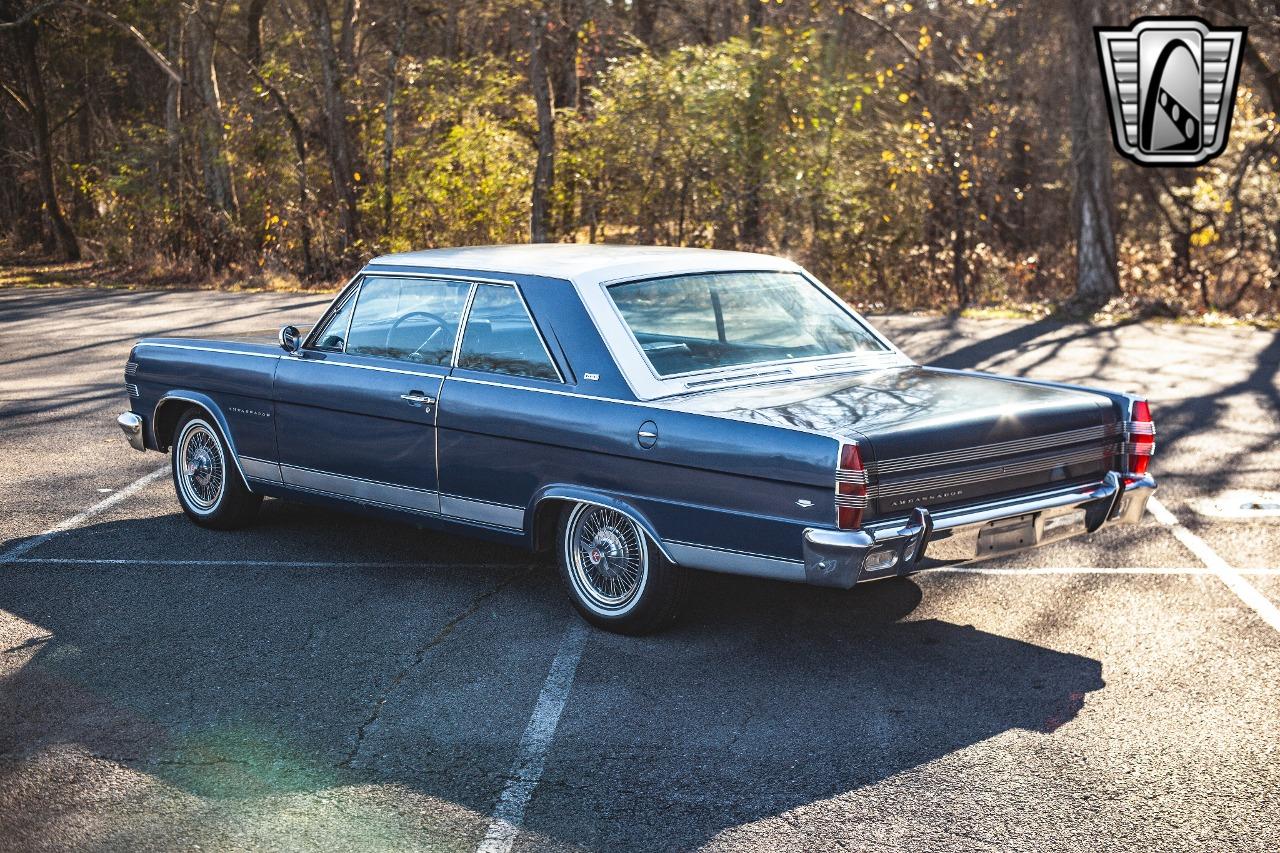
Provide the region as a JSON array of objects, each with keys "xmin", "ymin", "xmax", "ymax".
[
  {"xmin": 117, "ymin": 412, "xmax": 146, "ymax": 452},
  {"xmin": 803, "ymin": 472, "xmax": 1155, "ymax": 588}
]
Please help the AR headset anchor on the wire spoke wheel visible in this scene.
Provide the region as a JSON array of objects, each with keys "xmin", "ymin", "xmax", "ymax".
[
  {"xmin": 176, "ymin": 420, "xmax": 226, "ymax": 513},
  {"xmin": 565, "ymin": 504, "xmax": 648, "ymax": 613}
]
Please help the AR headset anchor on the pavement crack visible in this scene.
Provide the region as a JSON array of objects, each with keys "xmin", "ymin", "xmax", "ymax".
[{"xmin": 337, "ymin": 566, "xmax": 534, "ymax": 769}]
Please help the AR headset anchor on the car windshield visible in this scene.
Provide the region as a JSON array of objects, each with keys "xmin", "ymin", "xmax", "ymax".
[{"xmin": 607, "ymin": 271, "xmax": 888, "ymax": 377}]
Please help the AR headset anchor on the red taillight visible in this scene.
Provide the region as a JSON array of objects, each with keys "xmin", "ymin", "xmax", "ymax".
[
  {"xmin": 836, "ymin": 442, "xmax": 868, "ymax": 529},
  {"xmin": 1127, "ymin": 399, "xmax": 1155, "ymax": 476}
]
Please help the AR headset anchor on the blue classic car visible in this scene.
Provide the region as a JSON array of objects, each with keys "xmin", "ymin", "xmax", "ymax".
[{"xmin": 118, "ymin": 245, "xmax": 1156, "ymax": 633}]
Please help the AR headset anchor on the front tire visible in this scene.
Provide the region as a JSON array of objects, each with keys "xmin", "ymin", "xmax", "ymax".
[
  {"xmin": 170, "ymin": 410, "xmax": 262, "ymax": 529},
  {"xmin": 556, "ymin": 503, "xmax": 688, "ymax": 635}
]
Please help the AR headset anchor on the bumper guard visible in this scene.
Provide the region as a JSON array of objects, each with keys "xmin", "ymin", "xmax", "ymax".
[{"xmin": 803, "ymin": 472, "xmax": 1154, "ymax": 588}]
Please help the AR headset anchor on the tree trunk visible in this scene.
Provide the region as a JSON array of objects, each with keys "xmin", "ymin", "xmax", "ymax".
[
  {"xmin": 188, "ymin": 1, "xmax": 239, "ymax": 222},
  {"xmin": 739, "ymin": 0, "xmax": 765, "ymax": 248},
  {"xmin": 1069, "ymin": 0, "xmax": 1118, "ymax": 305},
  {"xmin": 7, "ymin": 5, "xmax": 80, "ymax": 260},
  {"xmin": 306, "ymin": 0, "xmax": 361, "ymax": 258},
  {"xmin": 529, "ymin": 11, "xmax": 555, "ymax": 244},
  {"xmin": 633, "ymin": 0, "xmax": 657, "ymax": 48},
  {"xmin": 382, "ymin": 0, "xmax": 408, "ymax": 235}
]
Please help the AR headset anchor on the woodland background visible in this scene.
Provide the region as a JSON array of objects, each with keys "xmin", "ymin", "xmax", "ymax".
[{"xmin": 1, "ymin": 0, "xmax": 1278, "ymax": 319}]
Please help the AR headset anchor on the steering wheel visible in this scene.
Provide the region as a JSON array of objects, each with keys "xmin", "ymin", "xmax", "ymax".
[{"xmin": 386, "ymin": 311, "xmax": 450, "ymax": 360}]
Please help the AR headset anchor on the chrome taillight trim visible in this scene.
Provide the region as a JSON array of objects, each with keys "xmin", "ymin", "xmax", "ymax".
[
  {"xmin": 125, "ymin": 383, "xmax": 139, "ymax": 398},
  {"xmin": 124, "ymin": 361, "xmax": 138, "ymax": 375},
  {"xmin": 835, "ymin": 440, "xmax": 868, "ymax": 528}
]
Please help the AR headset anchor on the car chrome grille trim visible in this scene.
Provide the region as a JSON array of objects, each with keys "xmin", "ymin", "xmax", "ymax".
[
  {"xmin": 125, "ymin": 383, "xmax": 139, "ymax": 398},
  {"xmin": 868, "ymin": 422, "xmax": 1123, "ymax": 476},
  {"xmin": 870, "ymin": 445, "xmax": 1114, "ymax": 499}
]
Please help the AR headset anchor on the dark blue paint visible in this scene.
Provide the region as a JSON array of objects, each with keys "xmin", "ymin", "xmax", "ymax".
[{"xmin": 123, "ymin": 261, "xmax": 1131, "ymax": 574}]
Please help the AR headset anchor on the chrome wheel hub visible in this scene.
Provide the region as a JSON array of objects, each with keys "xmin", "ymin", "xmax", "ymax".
[
  {"xmin": 176, "ymin": 421, "xmax": 225, "ymax": 512},
  {"xmin": 566, "ymin": 505, "xmax": 647, "ymax": 613}
]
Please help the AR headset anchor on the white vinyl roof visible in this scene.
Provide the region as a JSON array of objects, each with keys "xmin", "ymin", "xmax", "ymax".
[
  {"xmin": 365, "ymin": 244, "xmax": 908, "ymax": 400},
  {"xmin": 367, "ymin": 244, "xmax": 802, "ymax": 288}
]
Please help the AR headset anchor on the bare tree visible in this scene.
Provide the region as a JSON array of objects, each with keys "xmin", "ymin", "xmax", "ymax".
[
  {"xmin": 529, "ymin": 9, "xmax": 554, "ymax": 243},
  {"xmin": 1069, "ymin": 0, "xmax": 1118, "ymax": 306},
  {"xmin": 189, "ymin": 0, "xmax": 239, "ymax": 222},
  {"xmin": 2, "ymin": 0, "xmax": 79, "ymax": 259}
]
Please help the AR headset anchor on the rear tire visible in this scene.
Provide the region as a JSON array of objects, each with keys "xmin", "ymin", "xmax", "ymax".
[
  {"xmin": 170, "ymin": 410, "xmax": 262, "ymax": 530},
  {"xmin": 556, "ymin": 502, "xmax": 688, "ymax": 635}
]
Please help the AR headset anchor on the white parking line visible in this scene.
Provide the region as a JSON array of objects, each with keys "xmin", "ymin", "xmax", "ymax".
[
  {"xmin": 0, "ymin": 557, "xmax": 526, "ymax": 569},
  {"xmin": 931, "ymin": 566, "xmax": 1280, "ymax": 575},
  {"xmin": 5, "ymin": 556, "xmax": 1279, "ymax": 575},
  {"xmin": 476, "ymin": 621, "xmax": 590, "ymax": 853},
  {"xmin": 0, "ymin": 465, "xmax": 169, "ymax": 563},
  {"xmin": 1149, "ymin": 497, "xmax": 1280, "ymax": 633}
]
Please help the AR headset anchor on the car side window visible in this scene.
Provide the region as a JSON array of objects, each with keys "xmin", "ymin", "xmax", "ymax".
[
  {"xmin": 345, "ymin": 276, "xmax": 471, "ymax": 365},
  {"xmin": 457, "ymin": 284, "xmax": 560, "ymax": 381},
  {"xmin": 310, "ymin": 289, "xmax": 357, "ymax": 351}
]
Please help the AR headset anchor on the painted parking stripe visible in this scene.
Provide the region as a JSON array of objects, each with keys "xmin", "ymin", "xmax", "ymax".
[
  {"xmin": 476, "ymin": 621, "xmax": 590, "ymax": 853},
  {"xmin": 0, "ymin": 465, "xmax": 169, "ymax": 563},
  {"xmin": 931, "ymin": 565, "xmax": 1280, "ymax": 576},
  {"xmin": 5, "ymin": 556, "xmax": 1279, "ymax": 576},
  {"xmin": 1149, "ymin": 496, "xmax": 1280, "ymax": 633},
  {"xmin": 0, "ymin": 557, "xmax": 527, "ymax": 569}
]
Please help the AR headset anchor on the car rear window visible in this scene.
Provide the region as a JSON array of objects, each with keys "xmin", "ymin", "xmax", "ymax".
[{"xmin": 607, "ymin": 271, "xmax": 886, "ymax": 377}]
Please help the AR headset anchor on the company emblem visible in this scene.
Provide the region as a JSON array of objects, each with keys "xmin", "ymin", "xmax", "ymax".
[{"xmin": 1095, "ymin": 17, "xmax": 1246, "ymax": 166}]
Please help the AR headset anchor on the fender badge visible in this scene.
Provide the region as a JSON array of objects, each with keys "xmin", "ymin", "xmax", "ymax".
[{"xmin": 796, "ymin": 499, "xmax": 814, "ymax": 508}]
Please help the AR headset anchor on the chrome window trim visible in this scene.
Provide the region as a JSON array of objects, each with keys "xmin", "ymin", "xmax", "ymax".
[
  {"xmin": 578, "ymin": 266, "xmax": 912, "ymax": 401},
  {"xmin": 302, "ymin": 269, "xmax": 521, "ymax": 352},
  {"xmin": 306, "ymin": 282, "xmax": 361, "ymax": 353},
  {"xmin": 452, "ymin": 281, "xmax": 566, "ymax": 384},
  {"xmin": 302, "ymin": 272, "xmax": 362, "ymax": 351},
  {"xmin": 339, "ymin": 272, "xmax": 475, "ymax": 367},
  {"xmin": 290, "ymin": 358, "xmax": 451, "ymax": 379}
]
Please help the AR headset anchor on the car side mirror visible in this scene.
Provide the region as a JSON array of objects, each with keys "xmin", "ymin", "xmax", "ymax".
[{"xmin": 279, "ymin": 324, "xmax": 302, "ymax": 354}]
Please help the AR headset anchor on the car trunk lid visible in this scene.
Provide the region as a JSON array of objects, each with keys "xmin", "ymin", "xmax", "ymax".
[{"xmin": 666, "ymin": 365, "xmax": 1121, "ymax": 519}]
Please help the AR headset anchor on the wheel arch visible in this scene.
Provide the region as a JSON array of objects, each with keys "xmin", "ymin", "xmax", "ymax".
[
  {"xmin": 153, "ymin": 391, "xmax": 256, "ymax": 493},
  {"xmin": 527, "ymin": 486, "xmax": 676, "ymax": 563}
]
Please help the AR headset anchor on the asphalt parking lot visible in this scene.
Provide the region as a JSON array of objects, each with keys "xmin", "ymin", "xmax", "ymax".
[{"xmin": 2, "ymin": 285, "xmax": 1279, "ymax": 852}]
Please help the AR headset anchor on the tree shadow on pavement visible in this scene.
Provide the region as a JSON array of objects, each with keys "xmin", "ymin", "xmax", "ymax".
[{"xmin": 0, "ymin": 508, "xmax": 1103, "ymax": 851}]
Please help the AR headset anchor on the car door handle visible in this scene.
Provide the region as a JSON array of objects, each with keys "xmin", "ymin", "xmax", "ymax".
[{"xmin": 400, "ymin": 391, "xmax": 436, "ymax": 407}]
